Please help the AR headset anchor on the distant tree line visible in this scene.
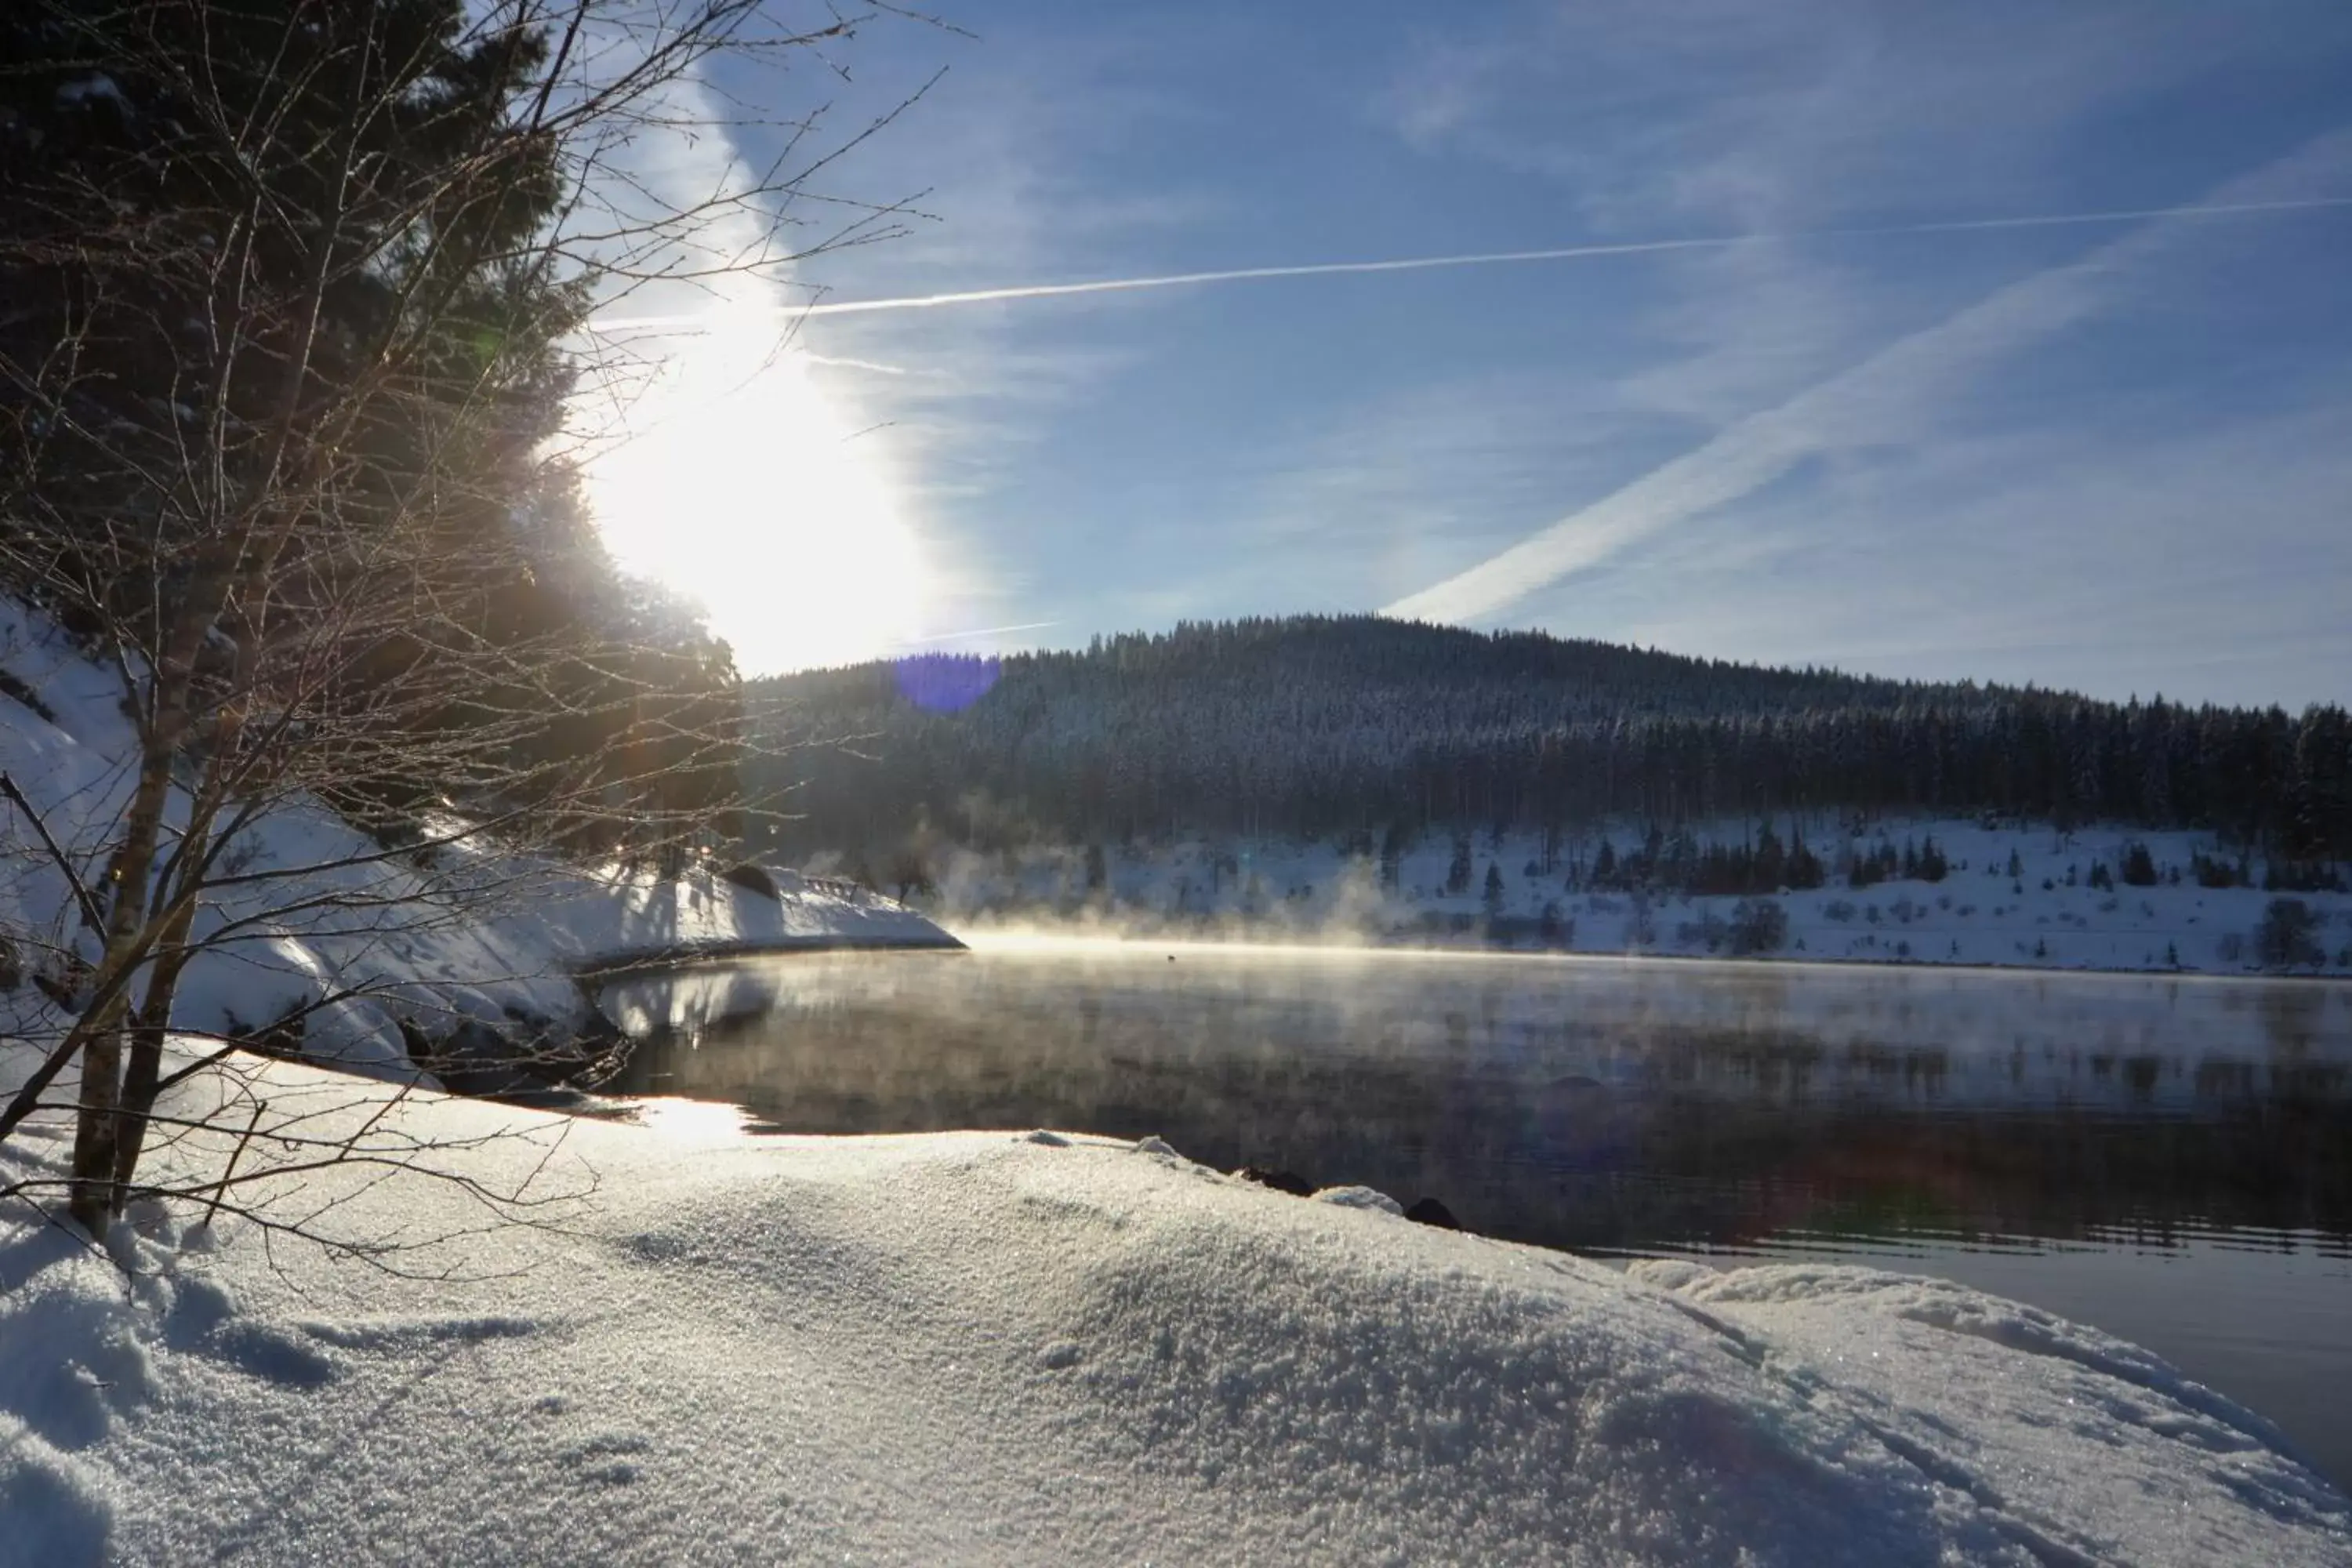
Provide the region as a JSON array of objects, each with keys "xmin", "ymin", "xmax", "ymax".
[{"xmin": 747, "ymin": 615, "xmax": 2352, "ymax": 864}]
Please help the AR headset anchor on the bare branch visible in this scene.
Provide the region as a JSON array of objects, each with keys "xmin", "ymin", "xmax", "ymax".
[{"xmin": 0, "ymin": 770, "xmax": 105, "ymax": 937}]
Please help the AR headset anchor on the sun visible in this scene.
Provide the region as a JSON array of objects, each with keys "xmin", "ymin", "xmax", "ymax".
[{"xmin": 583, "ymin": 304, "xmax": 927, "ymax": 675}]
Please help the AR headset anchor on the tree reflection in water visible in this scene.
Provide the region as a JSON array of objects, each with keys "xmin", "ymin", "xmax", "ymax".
[{"xmin": 602, "ymin": 946, "xmax": 2352, "ymax": 1255}]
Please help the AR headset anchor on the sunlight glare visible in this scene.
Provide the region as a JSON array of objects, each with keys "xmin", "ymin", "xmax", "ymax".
[
  {"xmin": 630, "ymin": 1096, "xmax": 753, "ymax": 1142},
  {"xmin": 585, "ymin": 303, "xmax": 927, "ymax": 675}
]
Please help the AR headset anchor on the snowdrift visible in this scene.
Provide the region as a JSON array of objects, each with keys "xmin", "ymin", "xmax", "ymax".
[{"xmin": 0, "ymin": 1049, "xmax": 2345, "ymax": 1566}]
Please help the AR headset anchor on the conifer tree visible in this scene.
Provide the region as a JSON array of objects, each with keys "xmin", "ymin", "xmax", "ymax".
[
  {"xmin": 1755, "ymin": 821, "xmax": 1787, "ymax": 891},
  {"xmin": 1447, "ymin": 833, "xmax": 1474, "ymax": 896}
]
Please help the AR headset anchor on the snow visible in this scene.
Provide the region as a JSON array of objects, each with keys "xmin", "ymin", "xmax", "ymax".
[
  {"xmin": 1, "ymin": 597, "xmax": 951, "ymax": 1083},
  {"xmin": 0, "ymin": 1047, "xmax": 2344, "ymax": 1565},
  {"xmin": 920, "ymin": 822, "xmax": 2352, "ymax": 976},
  {"xmin": 53, "ymin": 74, "xmax": 128, "ymax": 111},
  {"xmin": 1313, "ymin": 1184, "xmax": 1406, "ymax": 1215}
]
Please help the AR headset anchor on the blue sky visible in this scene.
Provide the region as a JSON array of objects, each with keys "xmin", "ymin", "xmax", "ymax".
[{"xmin": 595, "ymin": 1, "xmax": 2352, "ymax": 706}]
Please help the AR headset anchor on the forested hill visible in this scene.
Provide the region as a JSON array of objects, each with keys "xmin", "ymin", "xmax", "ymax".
[{"xmin": 745, "ymin": 615, "xmax": 2350, "ymax": 862}]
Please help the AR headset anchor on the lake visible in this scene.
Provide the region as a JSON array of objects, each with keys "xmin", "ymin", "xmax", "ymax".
[{"xmin": 599, "ymin": 938, "xmax": 2352, "ymax": 1489}]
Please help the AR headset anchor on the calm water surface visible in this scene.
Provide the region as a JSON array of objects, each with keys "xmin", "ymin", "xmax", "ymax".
[{"xmin": 603, "ymin": 940, "xmax": 2352, "ymax": 1488}]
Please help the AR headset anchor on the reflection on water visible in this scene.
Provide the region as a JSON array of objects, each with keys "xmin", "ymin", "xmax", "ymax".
[{"xmin": 602, "ymin": 943, "xmax": 2352, "ymax": 1485}]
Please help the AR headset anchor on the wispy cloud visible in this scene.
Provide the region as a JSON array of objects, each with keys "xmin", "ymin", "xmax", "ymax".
[
  {"xmin": 1381, "ymin": 135, "xmax": 2352, "ymax": 626},
  {"xmin": 1384, "ymin": 2, "xmax": 2321, "ymax": 230},
  {"xmin": 1564, "ymin": 397, "xmax": 2352, "ymax": 706},
  {"xmin": 1221, "ymin": 372, "xmax": 1664, "ymax": 612}
]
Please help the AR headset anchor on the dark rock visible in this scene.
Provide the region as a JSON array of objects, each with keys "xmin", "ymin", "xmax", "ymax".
[
  {"xmin": 396, "ymin": 1015, "xmax": 434, "ymax": 1063},
  {"xmin": 719, "ymin": 862, "xmax": 781, "ymax": 901},
  {"xmin": 1404, "ymin": 1197, "xmax": 1461, "ymax": 1230},
  {"xmin": 1235, "ymin": 1166, "xmax": 1314, "ymax": 1197},
  {"xmin": 0, "ymin": 666, "xmax": 58, "ymax": 723},
  {"xmin": 223, "ymin": 1007, "xmax": 306, "ymax": 1060},
  {"xmin": 398, "ymin": 1018, "xmax": 539, "ymax": 1096}
]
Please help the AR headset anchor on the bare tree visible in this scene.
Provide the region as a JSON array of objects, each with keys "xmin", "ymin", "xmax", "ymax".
[{"xmin": 0, "ymin": 0, "xmax": 933, "ymax": 1240}]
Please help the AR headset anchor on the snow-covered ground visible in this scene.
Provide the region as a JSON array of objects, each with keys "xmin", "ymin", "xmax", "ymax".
[
  {"xmin": 1, "ymin": 596, "xmax": 949, "ymax": 1083},
  {"xmin": 1, "ymin": 1044, "xmax": 2345, "ymax": 1566},
  {"xmin": 916, "ymin": 822, "xmax": 2352, "ymax": 976}
]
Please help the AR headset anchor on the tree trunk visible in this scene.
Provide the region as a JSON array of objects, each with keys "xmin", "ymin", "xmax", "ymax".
[
  {"xmin": 65, "ymin": 583, "xmax": 223, "ymax": 1233},
  {"xmin": 103, "ymin": 616, "xmax": 257, "ymax": 1214},
  {"xmin": 66, "ymin": 742, "xmax": 180, "ymax": 1234},
  {"xmin": 106, "ymin": 906, "xmax": 200, "ymax": 1209}
]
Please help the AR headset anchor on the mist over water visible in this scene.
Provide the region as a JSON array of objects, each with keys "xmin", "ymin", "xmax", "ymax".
[{"xmin": 601, "ymin": 943, "xmax": 2352, "ymax": 1484}]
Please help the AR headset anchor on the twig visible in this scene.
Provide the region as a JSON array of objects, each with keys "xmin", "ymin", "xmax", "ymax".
[
  {"xmin": 202, "ymin": 1099, "xmax": 267, "ymax": 1230},
  {"xmin": 151, "ymin": 1040, "xmax": 247, "ymax": 1097},
  {"xmin": 0, "ymin": 770, "xmax": 106, "ymax": 936}
]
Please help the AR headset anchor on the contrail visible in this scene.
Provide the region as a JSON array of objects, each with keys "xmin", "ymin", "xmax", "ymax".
[
  {"xmin": 586, "ymin": 196, "xmax": 2352, "ymax": 333},
  {"xmin": 1381, "ymin": 139, "xmax": 2352, "ymax": 626},
  {"xmin": 797, "ymin": 350, "xmax": 910, "ymax": 376},
  {"xmin": 889, "ymin": 620, "xmax": 1061, "ymax": 647}
]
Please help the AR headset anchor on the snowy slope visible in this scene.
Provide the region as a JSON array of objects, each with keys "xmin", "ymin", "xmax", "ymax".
[
  {"xmin": 0, "ymin": 1047, "xmax": 2344, "ymax": 1566},
  {"xmin": 919, "ymin": 822, "xmax": 2352, "ymax": 976},
  {"xmin": 0, "ymin": 597, "xmax": 951, "ymax": 1082}
]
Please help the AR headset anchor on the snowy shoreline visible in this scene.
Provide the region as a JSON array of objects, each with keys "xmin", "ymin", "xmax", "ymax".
[
  {"xmin": 573, "ymin": 923, "xmax": 963, "ymax": 980},
  {"xmin": 2, "ymin": 1045, "xmax": 2346, "ymax": 1566}
]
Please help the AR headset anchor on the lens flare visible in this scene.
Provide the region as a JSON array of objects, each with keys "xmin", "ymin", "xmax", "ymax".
[{"xmin": 894, "ymin": 653, "xmax": 1000, "ymax": 712}]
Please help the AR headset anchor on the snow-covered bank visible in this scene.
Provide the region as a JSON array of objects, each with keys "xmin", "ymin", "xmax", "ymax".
[
  {"xmin": 913, "ymin": 820, "xmax": 2352, "ymax": 977},
  {"xmin": 0, "ymin": 1047, "xmax": 2344, "ymax": 1566},
  {"xmin": 1, "ymin": 596, "xmax": 952, "ymax": 1083}
]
